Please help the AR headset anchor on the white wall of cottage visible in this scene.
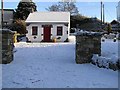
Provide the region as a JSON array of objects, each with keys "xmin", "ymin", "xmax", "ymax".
[{"xmin": 26, "ymin": 23, "xmax": 70, "ymax": 42}]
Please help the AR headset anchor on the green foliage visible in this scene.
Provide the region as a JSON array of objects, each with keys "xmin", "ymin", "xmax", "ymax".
[
  {"xmin": 10, "ymin": 20, "xmax": 27, "ymax": 34},
  {"xmin": 14, "ymin": 0, "xmax": 37, "ymax": 20},
  {"xmin": 70, "ymin": 28, "xmax": 75, "ymax": 33},
  {"xmin": 70, "ymin": 15, "xmax": 87, "ymax": 28},
  {"xmin": 70, "ymin": 15, "xmax": 104, "ymax": 32}
]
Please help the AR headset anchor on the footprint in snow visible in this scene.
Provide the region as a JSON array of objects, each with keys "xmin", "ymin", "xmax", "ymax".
[
  {"xmin": 12, "ymin": 81, "xmax": 21, "ymax": 85},
  {"xmin": 66, "ymin": 86, "xmax": 70, "ymax": 88},
  {"xmin": 32, "ymin": 80, "xmax": 41, "ymax": 83},
  {"xmin": 92, "ymin": 82, "xmax": 106, "ymax": 87},
  {"xmin": 29, "ymin": 79, "xmax": 34, "ymax": 81}
]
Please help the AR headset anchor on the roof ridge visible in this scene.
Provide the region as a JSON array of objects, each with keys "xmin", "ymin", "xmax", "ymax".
[{"xmin": 31, "ymin": 11, "xmax": 70, "ymax": 13}]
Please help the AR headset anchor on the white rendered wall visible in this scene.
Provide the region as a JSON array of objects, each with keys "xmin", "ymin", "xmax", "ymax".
[
  {"xmin": 26, "ymin": 24, "xmax": 43, "ymax": 42},
  {"xmin": 26, "ymin": 23, "xmax": 70, "ymax": 42}
]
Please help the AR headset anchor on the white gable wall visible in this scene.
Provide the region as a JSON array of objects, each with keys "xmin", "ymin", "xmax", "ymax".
[
  {"xmin": 26, "ymin": 24, "xmax": 43, "ymax": 42},
  {"xmin": 26, "ymin": 23, "xmax": 70, "ymax": 42},
  {"xmin": 52, "ymin": 24, "xmax": 69, "ymax": 41}
]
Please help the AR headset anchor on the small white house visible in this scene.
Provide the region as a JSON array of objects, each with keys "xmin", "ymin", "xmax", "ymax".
[{"xmin": 26, "ymin": 12, "xmax": 70, "ymax": 42}]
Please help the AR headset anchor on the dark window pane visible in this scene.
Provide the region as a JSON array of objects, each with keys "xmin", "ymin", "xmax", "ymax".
[
  {"xmin": 57, "ymin": 26, "xmax": 63, "ymax": 36},
  {"xmin": 32, "ymin": 26, "xmax": 38, "ymax": 35}
]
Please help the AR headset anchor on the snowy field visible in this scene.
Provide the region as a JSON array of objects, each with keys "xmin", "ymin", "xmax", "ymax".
[{"xmin": 2, "ymin": 36, "xmax": 118, "ymax": 88}]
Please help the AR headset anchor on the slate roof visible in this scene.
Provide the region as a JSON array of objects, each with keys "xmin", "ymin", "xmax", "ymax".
[{"xmin": 111, "ymin": 20, "xmax": 119, "ymax": 24}]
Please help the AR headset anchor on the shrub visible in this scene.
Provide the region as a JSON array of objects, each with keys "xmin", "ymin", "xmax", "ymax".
[{"xmin": 10, "ymin": 19, "xmax": 27, "ymax": 34}]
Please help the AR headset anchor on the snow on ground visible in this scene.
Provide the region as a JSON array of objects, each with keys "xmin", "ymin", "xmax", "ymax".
[
  {"xmin": 0, "ymin": 65, "xmax": 2, "ymax": 90},
  {"xmin": 2, "ymin": 36, "xmax": 118, "ymax": 88},
  {"xmin": 92, "ymin": 39, "xmax": 119, "ymax": 68},
  {"xmin": 101, "ymin": 39, "xmax": 119, "ymax": 63}
]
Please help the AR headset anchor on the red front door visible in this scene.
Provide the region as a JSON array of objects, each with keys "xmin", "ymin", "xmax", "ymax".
[{"xmin": 43, "ymin": 26, "xmax": 51, "ymax": 42}]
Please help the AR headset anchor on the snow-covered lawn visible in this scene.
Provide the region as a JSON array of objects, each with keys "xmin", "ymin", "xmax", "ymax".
[
  {"xmin": 101, "ymin": 39, "xmax": 119, "ymax": 62},
  {"xmin": 92, "ymin": 39, "xmax": 119, "ymax": 69},
  {"xmin": 2, "ymin": 36, "xmax": 118, "ymax": 88}
]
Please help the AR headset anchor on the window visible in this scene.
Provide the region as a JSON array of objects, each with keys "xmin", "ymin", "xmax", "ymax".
[
  {"xmin": 57, "ymin": 26, "xmax": 63, "ymax": 36},
  {"xmin": 67, "ymin": 31, "xmax": 68, "ymax": 34},
  {"xmin": 32, "ymin": 26, "xmax": 38, "ymax": 35}
]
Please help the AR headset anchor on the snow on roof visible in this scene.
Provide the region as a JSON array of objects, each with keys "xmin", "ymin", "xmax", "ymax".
[
  {"xmin": 75, "ymin": 30, "xmax": 103, "ymax": 36},
  {"xmin": 25, "ymin": 12, "xmax": 70, "ymax": 23}
]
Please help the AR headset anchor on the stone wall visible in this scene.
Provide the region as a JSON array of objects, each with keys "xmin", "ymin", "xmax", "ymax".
[
  {"xmin": 76, "ymin": 32, "xmax": 102, "ymax": 64},
  {"xmin": 0, "ymin": 29, "xmax": 14, "ymax": 64}
]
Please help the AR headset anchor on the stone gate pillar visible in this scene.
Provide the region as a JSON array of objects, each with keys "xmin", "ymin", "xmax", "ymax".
[
  {"xmin": 0, "ymin": 29, "xmax": 14, "ymax": 64},
  {"xmin": 76, "ymin": 31, "xmax": 102, "ymax": 64}
]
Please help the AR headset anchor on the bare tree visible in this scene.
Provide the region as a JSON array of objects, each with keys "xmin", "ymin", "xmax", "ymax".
[
  {"xmin": 46, "ymin": 0, "xmax": 79, "ymax": 15},
  {"xmin": 46, "ymin": 4, "xmax": 60, "ymax": 11}
]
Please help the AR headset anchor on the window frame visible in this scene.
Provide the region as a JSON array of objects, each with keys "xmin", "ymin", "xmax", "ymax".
[
  {"xmin": 32, "ymin": 26, "xmax": 38, "ymax": 35},
  {"xmin": 57, "ymin": 26, "xmax": 63, "ymax": 36}
]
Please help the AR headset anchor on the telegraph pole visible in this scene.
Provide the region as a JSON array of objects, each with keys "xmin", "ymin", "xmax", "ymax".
[
  {"xmin": 101, "ymin": 1, "xmax": 103, "ymax": 25},
  {"xmin": 1, "ymin": 0, "xmax": 4, "ymax": 29},
  {"xmin": 103, "ymin": 4, "xmax": 105, "ymax": 24}
]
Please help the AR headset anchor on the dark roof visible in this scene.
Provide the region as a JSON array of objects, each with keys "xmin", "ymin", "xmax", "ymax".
[{"xmin": 111, "ymin": 20, "xmax": 119, "ymax": 24}]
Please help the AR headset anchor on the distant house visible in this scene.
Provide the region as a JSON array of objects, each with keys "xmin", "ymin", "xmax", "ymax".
[
  {"xmin": 25, "ymin": 12, "xmax": 70, "ymax": 42},
  {"xmin": 111, "ymin": 20, "xmax": 120, "ymax": 32},
  {"xmin": 0, "ymin": 9, "xmax": 14, "ymax": 26}
]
